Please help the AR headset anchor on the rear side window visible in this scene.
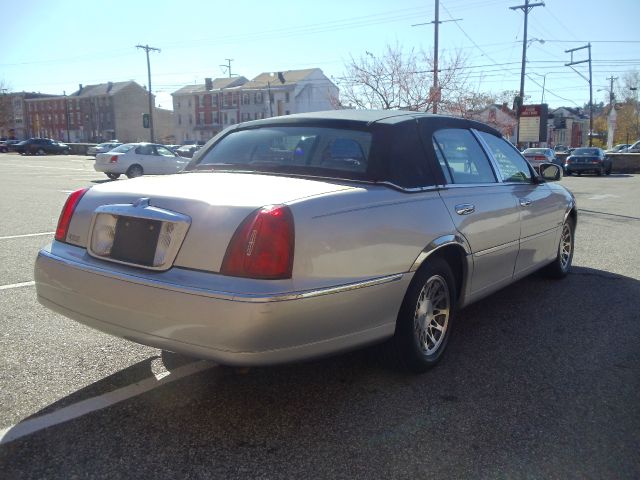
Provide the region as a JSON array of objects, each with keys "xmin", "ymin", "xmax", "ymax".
[
  {"xmin": 193, "ymin": 126, "xmax": 372, "ymax": 174},
  {"xmin": 477, "ymin": 131, "xmax": 532, "ymax": 183},
  {"xmin": 432, "ymin": 129, "xmax": 496, "ymax": 184}
]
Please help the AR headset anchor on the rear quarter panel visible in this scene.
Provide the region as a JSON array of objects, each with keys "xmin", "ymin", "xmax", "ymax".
[{"xmin": 289, "ymin": 186, "xmax": 456, "ymax": 291}]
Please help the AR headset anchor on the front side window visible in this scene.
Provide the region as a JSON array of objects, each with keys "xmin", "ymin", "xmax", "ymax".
[
  {"xmin": 478, "ymin": 131, "xmax": 532, "ymax": 183},
  {"xmin": 155, "ymin": 146, "xmax": 175, "ymax": 157},
  {"xmin": 432, "ymin": 129, "xmax": 496, "ymax": 184},
  {"xmin": 190, "ymin": 126, "xmax": 371, "ymax": 176}
]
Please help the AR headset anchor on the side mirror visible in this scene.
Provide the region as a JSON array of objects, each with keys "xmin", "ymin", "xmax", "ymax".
[{"xmin": 540, "ymin": 163, "xmax": 561, "ymax": 181}]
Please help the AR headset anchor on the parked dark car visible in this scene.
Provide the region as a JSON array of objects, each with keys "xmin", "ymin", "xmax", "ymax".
[
  {"xmin": 14, "ymin": 138, "xmax": 71, "ymax": 155},
  {"xmin": 0, "ymin": 140, "xmax": 21, "ymax": 152},
  {"xmin": 175, "ymin": 144, "xmax": 203, "ymax": 158},
  {"xmin": 565, "ymin": 147, "xmax": 612, "ymax": 176}
]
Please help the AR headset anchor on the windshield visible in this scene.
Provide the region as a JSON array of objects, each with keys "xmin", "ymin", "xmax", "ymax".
[
  {"xmin": 573, "ymin": 148, "xmax": 599, "ymax": 155},
  {"xmin": 111, "ymin": 144, "xmax": 136, "ymax": 153},
  {"xmin": 190, "ymin": 126, "xmax": 372, "ymax": 175}
]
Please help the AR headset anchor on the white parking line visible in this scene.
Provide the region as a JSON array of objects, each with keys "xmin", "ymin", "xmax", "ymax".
[
  {"xmin": 0, "ymin": 281, "xmax": 35, "ymax": 290},
  {"xmin": 0, "ymin": 360, "xmax": 214, "ymax": 445},
  {"xmin": 0, "ymin": 232, "xmax": 54, "ymax": 240}
]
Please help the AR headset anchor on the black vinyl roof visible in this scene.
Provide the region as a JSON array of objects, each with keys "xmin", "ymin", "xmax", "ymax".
[{"xmin": 233, "ymin": 109, "xmax": 502, "ymax": 137}]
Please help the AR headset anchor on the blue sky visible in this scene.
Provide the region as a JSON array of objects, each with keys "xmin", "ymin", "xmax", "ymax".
[{"xmin": 1, "ymin": 0, "xmax": 638, "ymax": 110}]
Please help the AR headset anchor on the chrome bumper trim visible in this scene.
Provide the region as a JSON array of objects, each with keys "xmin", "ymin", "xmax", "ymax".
[{"xmin": 37, "ymin": 248, "xmax": 404, "ymax": 304}]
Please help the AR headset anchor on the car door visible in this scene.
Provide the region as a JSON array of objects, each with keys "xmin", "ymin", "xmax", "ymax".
[
  {"xmin": 476, "ymin": 131, "xmax": 566, "ymax": 277},
  {"xmin": 134, "ymin": 144, "xmax": 160, "ymax": 174},
  {"xmin": 427, "ymin": 127, "xmax": 521, "ymax": 299},
  {"xmin": 154, "ymin": 145, "xmax": 186, "ymax": 173}
]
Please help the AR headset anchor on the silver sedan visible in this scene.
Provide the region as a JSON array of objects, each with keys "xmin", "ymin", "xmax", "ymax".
[{"xmin": 35, "ymin": 110, "xmax": 576, "ymax": 373}]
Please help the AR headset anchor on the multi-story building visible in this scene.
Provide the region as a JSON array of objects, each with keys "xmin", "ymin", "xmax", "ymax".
[
  {"xmin": 172, "ymin": 77, "xmax": 248, "ymax": 144},
  {"xmin": 549, "ymin": 107, "xmax": 589, "ymax": 147},
  {"xmin": 23, "ymin": 81, "xmax": 170, "ymax": 143},
  {"xmin": 171, "ymin": 68, "xmax": 339, "ymax": 143},
  {"xmin": 0, "ymin": 92, "xmax": 55, "ymax": 140}
]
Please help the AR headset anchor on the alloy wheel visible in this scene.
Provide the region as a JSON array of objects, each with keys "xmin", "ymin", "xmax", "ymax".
[{"xmin": 413, "ymin": 275, "xmax": 450, "ymax": 355}]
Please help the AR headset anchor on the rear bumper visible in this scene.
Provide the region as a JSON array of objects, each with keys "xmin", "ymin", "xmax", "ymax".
[
  {"xmin": 35, "ymin": 243, "xmax": 408, "ymax": 365},
  {"xmin": 565, "ymin": 163, "xmax": 603, "ymax": 172}
]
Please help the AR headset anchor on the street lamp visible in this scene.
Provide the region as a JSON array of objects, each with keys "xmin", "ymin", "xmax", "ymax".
[{"xmin": 529, "ymin": 72, "xmax": 549, "ymax": 104}]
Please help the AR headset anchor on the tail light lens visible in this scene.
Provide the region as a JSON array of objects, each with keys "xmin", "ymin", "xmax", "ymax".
[
  {"xmin": 221, "ymin": 205, "xmax": 294, "ymax": 279},
  {"xmin": 55, "ymin": 188, "xmax": 89, "ymax": 242},
  {"xmin": 109, "ymin": 155, "xmax": 118, "ymax": 163},
  {"xmin": 534, "ymin": 155, "xmax": 546, "ymax": 161}
]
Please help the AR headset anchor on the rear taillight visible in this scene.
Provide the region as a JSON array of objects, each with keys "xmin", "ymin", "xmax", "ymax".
[
  {"xmin": 109, "ymin": 155, "xmax": 118, "ymax": 163},
  {"xmin": 55, "ymin": 188, "xmax": 89, "ymax": 242},
  {"xmin": 221, "ymin": 205, "xmax": 294, "ymax": 279},
  {"xmin": 534, "ymin": 155, "xmax": 546, "ymax": 161}
]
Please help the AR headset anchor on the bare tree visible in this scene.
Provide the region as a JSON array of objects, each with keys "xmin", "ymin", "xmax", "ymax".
[{"xmin": 338, "ymin": 43, "xmax": 469, "ymax": 111}]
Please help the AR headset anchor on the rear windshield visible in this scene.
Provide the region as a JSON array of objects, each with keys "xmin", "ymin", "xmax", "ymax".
[
  {"xmin": 111, "ymin": 144, "xmax": 136, "ymax": 153},
  {"xmin": 189, "ymin": 126, "xmax": 372, "ymax": 176},
  {"xmin": 523, "ymin": 148, "xmax": 548, "ymax": 154},
  {"xmin": 573, "ymin": 148, "xmax": 599, "ymax": 155}
]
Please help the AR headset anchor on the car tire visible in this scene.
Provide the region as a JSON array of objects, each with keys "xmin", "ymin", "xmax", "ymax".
[
  {"xmin": 106, "ymin": 173, "xmax": 120, "ymax": 180},
  {"xmin": 597, "ymin": 167, "xmax": 603, "ymax": 176},
  {"xmin": 577, "ymin": 171, "xmax": 582, "ymax": 176},
  {"xmin": 606, "ymin": 164, "xmax": 612, "ymax": 175},
  {"xmin": 63, "ymin": 149, "xmax": 70, "ymax": 155},
  {"xmin": 126, "ymin": 164, "xmax": 143, "ymax": 178},
  {"xmin": 386, "ymin": 257, "xmax": 456, "ymax": 373},
  {"xmin": 542, "ymin": 216, "xmax": 575, "ymax": 279},
  {"xmin": 36, "ymin": 148, "xmax": 46, "ymax": 155},
  {"xmin": 565, "ymin": 170, "xmax": 572, "ymax": 176}
]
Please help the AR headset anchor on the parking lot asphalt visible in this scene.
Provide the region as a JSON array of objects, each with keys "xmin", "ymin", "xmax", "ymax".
[{"xmin": 0, "ymin": 153, "xmax": 639, "ymax": 479}]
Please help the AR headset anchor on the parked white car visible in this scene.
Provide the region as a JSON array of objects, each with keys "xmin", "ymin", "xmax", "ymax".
[
  {"xmin": 94, "ymin": 143, "xmax": 189, "ymax": 180},
  {"xmin": 87, "ymin": 142, "xmax": 122, "ymax": 157}
]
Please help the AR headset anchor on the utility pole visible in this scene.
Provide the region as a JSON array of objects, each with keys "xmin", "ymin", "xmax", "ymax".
[
  {"xmin": 565, "ymin": 44, "xmax": 593, "ymax": 146},
  {"xmin": 510, "ymin": 0, "xmax": 544, "ymax": 146},
  {"xmin": 136, "ymin": 44, "xmax": 160, "ymax": 142},
  {"xmin": 411, "ymin": 0, "xmax": 461, "ymax": 114},
  {"xmin": 220, "ymin": 59, "xmax": 235, "ymax": 78},
  {"xmin": 606, "ymin": 76, "xmax": 617, "ymax": 105}
]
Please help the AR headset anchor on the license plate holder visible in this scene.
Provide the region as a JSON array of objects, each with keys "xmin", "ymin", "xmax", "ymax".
[{"xmin": 110, "ymin": 216, "xmax": 162, "ymax": 266}]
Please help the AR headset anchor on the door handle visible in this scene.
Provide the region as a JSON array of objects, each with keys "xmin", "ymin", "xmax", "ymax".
[
  {"xmin": 455, "ymin": 204, "xmax": 475, "ymax": 215},
  {"xmin": 520, "ymin": 199, "xmax": 532, "ymax": 207}
]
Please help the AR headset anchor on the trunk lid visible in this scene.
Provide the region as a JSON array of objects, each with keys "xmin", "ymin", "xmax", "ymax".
[{"xmin": 68, "ymin": 172, "xmax": 356, "ymax": 272}]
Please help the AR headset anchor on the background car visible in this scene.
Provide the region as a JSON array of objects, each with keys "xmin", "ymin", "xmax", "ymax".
[
  {"xmin": 605, "ymin": 143, "xmax": 630, "ymax": 153},
  {"xmin": 94, "ymin": 142, "xmax": 190, "ymax": 179},
  {"xmin": 36, "ymin": 110, "xmax": 576, "ymax": 374},
  {"xmin": 13, "ymin": 138, "xmax": 70, "ymax": 155},
  {"xmin": 565, "ymin": 147, "xmax": 612, "ymax": 176},
  {"xmin": 87, "ymin": 142, "xmax": 122, "ymax": 156},
  {"xmin": 175, "ymin": 144, "xmax": 203, "ymax": 158},
  {"xmin": 625, "ymin": 140, "xmax": 640, "ymax": 153},
  {"xmin": 522, "ymin": 147, "xmax": 562, "ymax": 172}
]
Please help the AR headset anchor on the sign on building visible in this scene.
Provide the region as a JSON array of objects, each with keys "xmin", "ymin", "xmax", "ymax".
[{"xmin": 518, "ymin": 104, "xmax": 548, "ymax": 143}]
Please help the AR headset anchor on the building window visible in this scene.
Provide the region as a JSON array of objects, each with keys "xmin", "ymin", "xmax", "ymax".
[
  {"xmin": 177, "ymin": 101, "xmax": 181, "ymax": 109},
  {"xmin": 232, "ymin": 94, "xmax": 237, "ymax": 106},
  {"xmin": 255, "ymin": 92, "xmax": 263, "ymax": 104},
  {"xmin": 212, "ymin": 94, "xmax": 218, "ymax": 106},
  {"xmin": 189, "ymin": 114, "xmax": 193, "ymax": 125},
  {"xmin": 178, "ymin": 114, "xmax": 182, "ymax": 125},
  {"xmin": 285, "ymin": 92, "xmax": 290, "ymax": 103},
  {"xmin": 188, "ymin": 99, "xmax": 191, "ymax": 107},
  {"xmin": 242, "ymin": 94, "xmax": 250, "ymax": 105}
]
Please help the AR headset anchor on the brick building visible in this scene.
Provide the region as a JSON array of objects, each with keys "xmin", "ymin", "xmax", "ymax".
[{"xmin": 171, "ymin": 68, "xmax": 339, "ymax": 143}]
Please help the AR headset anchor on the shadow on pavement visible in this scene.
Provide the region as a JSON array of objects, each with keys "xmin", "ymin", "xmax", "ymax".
[{"xmin": 2, "ymin": 266, "xmax": 639, "ymax": 478}]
